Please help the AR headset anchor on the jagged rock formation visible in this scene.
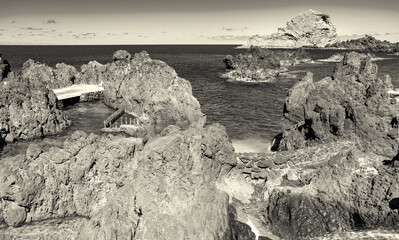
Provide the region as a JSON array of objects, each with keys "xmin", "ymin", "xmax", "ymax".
[
  {"xmin": 223, "ymin": 46, "xmax": 312, "ymax": 82},
  {"xmin": 0, "ymin": 54, "xmax": 11, "ymax": 81},
  {"xmin": 326, "ymin": 35, "xmax": 399, "ymax": 53},
  {"xmin": 102, "ymin": 50, "xmax": 205, "ymax": 135},
  {"xmin": 22, "ymin": 59, "xmax": 78, "ymax": 89},
  {"xmin": 274, "ymin": 52, "xmax": 399, "ymax": 157},
  {"xmin": 0, "ymin": 71, "xmax": 69, "ymax": 145},
  {"xmin": 0, "ymin": 123, "xmax": 238, "ymax": 239},
  {"xmin": 220, "ymin": 52, "xmax": 399, "ymax": 239},
  {"xmin": 19, "ymin": 50, "xmax": 205, "ymax": 136},
  {"xmin": 243, "ymin": 10, "xmax": 338, "ymax": 48},
  {"xmin": 224, "ymin": 139, "xmax": 399, "ymax": 239}
]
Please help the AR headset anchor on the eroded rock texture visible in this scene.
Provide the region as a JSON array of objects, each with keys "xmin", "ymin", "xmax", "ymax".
[
  {"xmin": 0, "ymin": 56, "xmax": 11, "ymax": 81},
  {"xmin": 22, "ymin": 59, "xmax": 78, "ymax": 89},
  {"xmin": 0, "ymin": 123, "xmax": 237, "ymax": 239},
  {"xmin": 0, "ymin": 75, "xmax": 69, "ymax": 145},
  {"xmin": 276, "ymin": 52, "xmax": 399, "ymax": 156},
  {"xmin": 244, "ymin": 10, "xmax": 337, "ymax": 48}
]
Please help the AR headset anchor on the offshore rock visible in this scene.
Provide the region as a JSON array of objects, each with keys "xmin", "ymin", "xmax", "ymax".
[
  {"xmin": 0, "ymin": 75, "xmax": 70, "ymax": 145},
  {"xmin": 326, "ymin": 35, "xmax": 399, "ymax": 53},
  {"xmin": 243, "ymin": 10, "xmax": 338, "ymax": 48},
  {"xmin": 22, "ymin": 59, "xmax": 78, "ymax": 88},
  {"xmin": 223, "ymin": 46, "xmax": 312, "ymax": 82},
  {"xmin": 276, "ymin": 52, "xmax": 399, "ymax": 156},
  {"xmin": 0, "ymin": 123, "xmax": 237, "ymax": 239}
]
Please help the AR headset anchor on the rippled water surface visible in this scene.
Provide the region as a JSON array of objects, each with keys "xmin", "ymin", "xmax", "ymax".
[{"xmin": 1, "ymin": 45, "xmax": 399, "ymax": 156}]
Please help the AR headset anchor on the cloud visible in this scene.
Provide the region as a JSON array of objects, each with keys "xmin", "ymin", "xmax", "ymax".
[
  {"xmin": 208, "ymin": 35, "xmax": 250, "ymax": 41},
  {"xmin": 222, "ymin": 27, "xmax": 235, "ymax": 31},
  {"xmin": 45, "ymin": 19, "xmax": 57, "ymax": 24},
  {"xmin": 123, "ymin": 32, "xmax": 129, "ymax": 35},
  {"xmin": 221, "ymin": 27, "xmax": 249, "ymax": 32},
  {"xmin": 0, "ymin": 29, "xmax": 4, "ymax": 31},
  {"xmin": 385, "ymin": 32, "xmax": 399, "ymax": 36},
  {"xmin": 21, "ymin": 27, "xmax": 44, "ymax": 31},
  {"xmin": 11, "ymin": 20, "xmax": 16, "ymax": 24},
  {"xmin": 73, "ymin": 32, "xmax": 96, "ymax": 39}
]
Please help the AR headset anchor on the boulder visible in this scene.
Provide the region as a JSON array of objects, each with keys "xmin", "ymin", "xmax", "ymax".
[
  {"xmin": 2, "ymin": 201, "xmax": 27, "ymax": 227},
  {"xmin": 243, "ymin": 10, "xmax": 337, "ymax": 48},
  {"xmin": 112, "ymin": 49, "xmax": 132, "ymax": 62}
]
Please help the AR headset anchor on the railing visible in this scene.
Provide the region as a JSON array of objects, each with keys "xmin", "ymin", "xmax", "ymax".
[
  {"xmin": 104, "ymin": 109, "xmax": 125, "ymax": 128},
  {"xmin": 103, "ymin": 109, "xmax": 141, "ymax": 128}
]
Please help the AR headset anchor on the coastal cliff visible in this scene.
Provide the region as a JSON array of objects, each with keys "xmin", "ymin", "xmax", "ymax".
[{"xmin": 243, "ymin": 9, "xmax": 338, "ymax": 48}]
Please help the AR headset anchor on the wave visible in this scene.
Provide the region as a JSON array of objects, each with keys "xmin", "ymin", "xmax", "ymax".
[{"xmin": 231, "ymin": 138, "xmax": 271, "ymax": 153}]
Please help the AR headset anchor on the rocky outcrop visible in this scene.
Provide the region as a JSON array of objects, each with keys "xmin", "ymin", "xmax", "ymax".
[
  {"xmin": 274, "ymin": 52, "xmax": 399, "ymax": 157},
  {"xmin": 0, "ymin": 123, "xmax": 237, "ymax": 239},
  {"xmin": 0, "ymin": 73, "xmax": 69, "ymax": 145},
  {"xmin": 13, "ymin": 50, "xmax": 205, "ymax": 137},
  {"xmin": 22, "ymin": 59, "xmax": 78, "ymax": 89},
  {"xmin": 243, "ymin": 10, "xmax": 338, "ymax": 48},
  {"xmin": 326, "ymin": 35, "xmax": 399, "ymax": 53},
  {"xmin": 223, "ymin": 46, "xmax": 312, "ymax": 82},
  {"xmin": 0, "ymin": 54, "xmax": 11, "ymax": 81},
  {"xmin": 92, "ymin": 50, "xmax": 205, "ymax": 136},
  {"xmin": 220, "ymin": 51, "xmax": 399, "ymax": 239}
]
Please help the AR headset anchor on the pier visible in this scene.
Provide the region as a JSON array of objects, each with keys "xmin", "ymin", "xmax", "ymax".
[{"xmin": 52, "ymin": 84, "xmax": 104, "ymax": 101}]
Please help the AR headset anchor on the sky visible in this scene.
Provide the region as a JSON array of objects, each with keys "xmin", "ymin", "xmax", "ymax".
[{"xmin": 0, "ymin": 0, "xmax": 399, "ymax": 45}]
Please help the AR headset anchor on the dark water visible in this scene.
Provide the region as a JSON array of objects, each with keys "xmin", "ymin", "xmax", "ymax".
[{"xmin": 1, "ymin": 45, "xmax": 399, "ymax": 155}]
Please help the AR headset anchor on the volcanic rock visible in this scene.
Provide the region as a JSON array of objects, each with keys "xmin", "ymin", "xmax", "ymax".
[
  {"xmin": 223, "ymin": 46, "xmax": 312, "ymax": 82},
  {"xmin": 243, "ymin": 10, "xmax": 338, "ymax": 48},
  {"xmin": 22, "ymin": 59, "xmax": 78, "ymax": 88},
  {"xmin": 0, "ymin": 123, "xmax": 237, "ymax": 239},
  {"xmin": 0, "ymin": 74, "xmax": 69, "ymax": 145},
  {"xmin": 326, "ymin": 35, "xmax": 399, "ymax": 53},
  {"xmin": 0, "ymin": 56, "xmax": 11, "ymax": 81},
  {"xmin": 276, "ymin": 52, "xmax": 399, "ymax": 156},
  {"xmin": 102, "ymin": 50, "xmax": 206, "ymax": 135}
]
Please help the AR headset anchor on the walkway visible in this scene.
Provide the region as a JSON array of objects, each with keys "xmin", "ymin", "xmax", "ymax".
[{"xmin": 52, "ymin": 84, "xmax": 104, "ymax": 101}]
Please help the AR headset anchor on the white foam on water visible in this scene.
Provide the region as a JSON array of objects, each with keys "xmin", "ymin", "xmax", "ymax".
[
  {"xmin": 246, "ymin": 218, "xmax": 259, "ymax": 240},
  {"xmin": 232, "ymin": 138, "xmax": 271, "ymax": 153}
]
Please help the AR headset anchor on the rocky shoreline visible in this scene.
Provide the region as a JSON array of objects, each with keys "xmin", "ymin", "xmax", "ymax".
[{"xmin": 1, "ymin": 50, "xmax": 399, "ymax": 239}]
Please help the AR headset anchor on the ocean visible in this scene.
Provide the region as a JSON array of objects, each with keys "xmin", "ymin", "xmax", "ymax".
[{"xmin": 1, "ymin": 45, "xmax": 399, "ymax": 156}]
